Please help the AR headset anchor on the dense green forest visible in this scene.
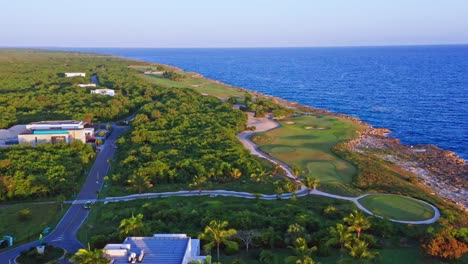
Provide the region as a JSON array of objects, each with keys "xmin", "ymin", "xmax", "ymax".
[
  {"xmin": 0, "ymin": 49, "xmax": 156, "ymax": 127},
  {"xmin": 0, "ymin": 142, "xmax": 94, "ymax": 201},
  {"xmin": 111, "ymin": 88, "xmax": 276, "ymax": 192}
]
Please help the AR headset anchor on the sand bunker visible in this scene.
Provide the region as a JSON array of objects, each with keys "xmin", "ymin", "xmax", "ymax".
[{"xmin": 305, "ymin": 126, "xmax": 329, "ymax": 130}]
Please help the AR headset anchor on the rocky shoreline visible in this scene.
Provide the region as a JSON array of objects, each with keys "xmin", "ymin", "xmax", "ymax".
[
  {"xmin": 140, "ymin": 60, "xmax": 468, "ymax": 211},
  {"xmin": 243, "ymin": 89, "xmax": 468, "ymax": 211},
  {"xmin": 350, "ymin": 128, "xmax": 467, "ymax": 211}
]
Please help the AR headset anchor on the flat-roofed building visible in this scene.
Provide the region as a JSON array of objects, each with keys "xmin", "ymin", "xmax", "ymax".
[
  {"xmin": 18, "ymin": 120, "xmax": 94, "ymax": 146},
  {"xmin": 91, "ymin": 88, "xmax": 115, "ymax": 96},
  {"xmin": 65, "ymin": 72, "xmax": 86, "ymax": 77},
  {"xmin": 77, "ymin": 83, "xmax": 97, "ymax": 87},
  {"xmin": 103, "ymin": 234, "xmax": 208, "ymax": 264}
]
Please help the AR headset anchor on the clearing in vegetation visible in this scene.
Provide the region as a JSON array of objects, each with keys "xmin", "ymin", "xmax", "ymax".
[
  {"xmin": 358, "ymin": 194, "xmax": 435, "ymax": 221},
  {"xmin": 135, "ymin": 64, "xmax": 244, "ymax": 99}
]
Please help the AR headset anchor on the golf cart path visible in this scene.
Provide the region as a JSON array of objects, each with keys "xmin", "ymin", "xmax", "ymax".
[{"xmin": 99, "ymin": 113, "xmax": 440, "ymax": 225}]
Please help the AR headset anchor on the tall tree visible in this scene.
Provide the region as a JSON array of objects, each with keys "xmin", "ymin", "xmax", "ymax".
[
  {"xmin": 326, "ymin": 223, "xmax": 353, "ymax": 257},
  {"xmin": 286, "ymin": 223, "xmax": 309, "ymax": 246},
  {"xmin": 235, "ymin": 230, "xmax": 259, "ymax": 252},
  {"xmin": 119, "ymin": 213, "xmax": 147, "ymax": 237},
  {"xmin": 292, "ymin": 164, "xmax": 301, "ymax": 180},
  {"xmin": 303, "ymin": 176, "xmax": 319, "ymax": 193},
  {"xmin": 229, "ymin": 168, "xmax": 242, "ymax": 180},
  {"xmin": 283, "ymin": 180, "xmax": 299, "ymax": 194},
  {"xmin": 198, "ymin": 220, "xmax": 237, "ymax": 261},
  {"xmin": 127, "ymin": 172, "xmax": 153, "ymax": 194},
  {"xmin": 285, "ymin": 237, "xmax": 317, "ymax": 264},
  {"xmin": 345, "ymin": 239, "xmax": 379, "ymax": 263},
  {"xmin": 343, "ymin": 210, "xmax": 371, "ymax": 240},
  {"xmin": 189, "ymin": 175, "xmax": 208, "ymax": 193}
]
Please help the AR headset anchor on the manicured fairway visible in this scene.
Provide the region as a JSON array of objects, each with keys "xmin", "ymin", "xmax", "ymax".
[
  {"xmin": 358, "ymin": 194, "xmax": 435, "ymax": 221},
  {"xmin": 139, "ymin": 71, "xmax": 244, "ymax": 99},
  {"xmin": 253, "ymin": 115, "xmax": 365, "ymax": 187}
]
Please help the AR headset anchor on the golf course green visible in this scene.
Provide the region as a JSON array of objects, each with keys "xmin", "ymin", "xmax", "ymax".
[
  {"xmin": 358, "ymin": 194, "xmax": 435, "ymax": 221},
  {"xmin": 253, "ymin": 115, "xmax": 365, "ymax": 186}
]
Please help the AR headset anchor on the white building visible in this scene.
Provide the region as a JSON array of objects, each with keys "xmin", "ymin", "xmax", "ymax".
[
  {"xmin": 103, "ymin": 234, "xmax": 208, "ymax": 264},
  {"xmin": 65, "ymin": 72, "xmax": 86, "ymax": 77},
  {"xmin": 77, "ymin": 83, "xmax": 97, "ymax": 87},
  {"xmin": 91, "ymin": 88, "xmax": 115, "ymax": 96},
  {"xmin": 18, "ymin": 120, "xmax": 94, "ymax": 146}
]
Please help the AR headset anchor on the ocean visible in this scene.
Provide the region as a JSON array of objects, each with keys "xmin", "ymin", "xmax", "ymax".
[{"xmin": 65, "ymin": 46, "xmax": 468, "ymax": 161}]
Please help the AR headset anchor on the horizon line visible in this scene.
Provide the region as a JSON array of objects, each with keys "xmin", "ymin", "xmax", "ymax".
[{"xmin": 1, "ymin": 43, "xmax": 468, "ymax": 50}]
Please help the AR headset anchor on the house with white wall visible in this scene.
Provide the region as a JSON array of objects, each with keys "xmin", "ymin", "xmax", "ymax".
[
  {"xmin": 77, "ymin": 83, "xmax": 97, "ymax": 87},
  {"xmin": 18, "ymin": 120, "xmax": 94, "ymax": 146},
  {"xmin": 91, "ymin": 88, "xmax": 115, "ymax": 96},
  {"xmin": 65, "ymin": 72, "xmax": 86, "ymax": 77}
]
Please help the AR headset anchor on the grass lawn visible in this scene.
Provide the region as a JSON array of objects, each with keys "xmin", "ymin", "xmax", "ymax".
[
  {"xmin": 0, "ymin": 203, "xmax": 69, "ymax": 252},
  {"xmin": 358, "ymin": 194, "xmax": 435, "ymax": 221},
  {"xmin": 17, "ymin": 245, "xmax": 65, "ymax": 264},
  {"xmin": 252, "ymin": 114, "xmax": 365, "ymax": 195}
]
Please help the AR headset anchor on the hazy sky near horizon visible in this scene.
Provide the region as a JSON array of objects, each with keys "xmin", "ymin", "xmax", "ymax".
[{"xmin": 2, "ymin": 0, "xmax": 468, "ymax": 48}]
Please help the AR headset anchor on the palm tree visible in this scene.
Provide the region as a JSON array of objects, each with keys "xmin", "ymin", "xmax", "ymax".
[
  {"xmin": 343, "ymin": 210, "xmax": 371, "ymax": 240},
  {"xmin": 198, "ymin": 220, "xmax": 237, "ymax": 261},
  {"xmin": 70, "ymin": 245, "xmax": 110, "ymax": 264},
  {"xmin": 345, "ymin": 239, "xmax": 379, "ymax": 263},
  {"xmin": 119, "ymin": 213, "xmax": 147, "ymax": 237},
  {"xmin": 283, "ymin": 180, "xmax": 299, "ymax": 199},
  {"xmin": 302, "ymin": 175, "xmax": 314, "ymax": 193},
  {"xmin": 189, "ymin": 175, "xmax": 208, "ymax": 194},
  {"xmin": 286, "ymin": 223, "xmax": 308, "ymax": 246},
  {"xmin": 127, "ymin": 172, "xmax": 153, "ymax": 194},
  {"xmin": 312, "ymin": 178, "xmax": 320, "ymax": 190},
  {"xmin": 285, "ymin": 237, "xmax": 317, "ymax": 264},
  {"xmin": 250, "ymin": 169, "xmax": 269, "ymax": 183},
  {"xmin": 326, "ymin": 223, "xmax": 352, "ymax": 257},
  {"xmin": 229, "ymin": 168, "xmax": 242, "ymax": 180},
  {"xmin": 292, "ymin": 164, "xmax": 301, "ymax": 180}
]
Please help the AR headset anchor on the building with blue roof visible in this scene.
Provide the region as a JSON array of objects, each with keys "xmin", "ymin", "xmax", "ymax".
[{"xmin": 104, "ymin": 234, "xmax": 208, "ymax": 264}]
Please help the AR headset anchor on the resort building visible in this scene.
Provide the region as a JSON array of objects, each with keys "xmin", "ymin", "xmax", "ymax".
[
  {"xmin": 18, "ymin": 120, "xmax": 94, "ymax": 146},
  {"xmin": 103, "ymin": 234, "xmax": 208, "ymax": 264},
  {"xmin": 64, "ymin": 72, "xmax": 86, "ymax": 77},
  {"xmin": 77, "ymin": 83, "xmax": 97, "ymax": 87},
  {"xmin": 91, "ymin": 88, "xmax": 115, "ymax": 96}
]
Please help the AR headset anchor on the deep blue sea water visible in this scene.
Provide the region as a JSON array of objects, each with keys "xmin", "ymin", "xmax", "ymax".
[{"xmin": 64, "ymin": 46, "xmax": 468, "ymax": 160}]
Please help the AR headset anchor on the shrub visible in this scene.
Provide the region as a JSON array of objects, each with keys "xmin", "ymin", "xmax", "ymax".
[{"xmin": 17, "ymin": 208, "xmax": 32, "ymax": 222}]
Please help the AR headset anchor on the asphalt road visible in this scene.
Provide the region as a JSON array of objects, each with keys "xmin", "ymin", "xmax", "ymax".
[{"xmin": 0, "ymin": 125, "xmax": 129, "ymax": 264}]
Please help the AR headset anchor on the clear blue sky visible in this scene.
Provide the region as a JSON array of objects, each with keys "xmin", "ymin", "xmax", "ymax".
[{"xmin": 2, "ymin": 0, "xmax": 468, "ymax": 48}]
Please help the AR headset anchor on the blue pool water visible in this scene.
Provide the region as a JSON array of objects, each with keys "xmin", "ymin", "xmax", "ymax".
[{"xmin": 66, "ymin": 46, "xmax": 468, "ymax": 160}]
